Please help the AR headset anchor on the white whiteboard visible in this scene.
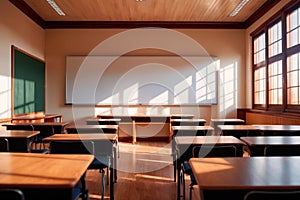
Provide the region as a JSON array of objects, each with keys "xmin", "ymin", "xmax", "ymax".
[{"xmin": 66, "ymin": 55, "xmax": 218, "ymax": 105}]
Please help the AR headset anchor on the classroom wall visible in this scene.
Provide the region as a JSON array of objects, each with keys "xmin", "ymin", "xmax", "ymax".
[
  {"xmin": 0, "ymin": 0, "xmax": 45, "ymax": 120},
  {"xmin": 245, "ymin": 0, "xmax": 293, "ymax": 108},
  {"xmin": 45, "ymin": 28, "xmax": 246, "ymax": 121}
]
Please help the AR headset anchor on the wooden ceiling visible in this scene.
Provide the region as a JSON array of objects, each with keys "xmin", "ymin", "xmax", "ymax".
[{"xmin": 9, "ymin": 0, "xmax": 282, "ymax": 29}]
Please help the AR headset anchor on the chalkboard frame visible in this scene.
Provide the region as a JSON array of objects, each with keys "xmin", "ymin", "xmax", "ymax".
[{"xmin": 11, "ymin": 46, "xmax": 45, "ymax": 116}]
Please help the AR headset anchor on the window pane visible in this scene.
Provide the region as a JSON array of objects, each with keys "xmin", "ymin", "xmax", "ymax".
[
  {"xmin": 268, "ymin": 61, "xmax": 283, "ymax": 104},
  {"xmin": 254, "ymin": 67, "xmax": 266, "ymax": 104},
  {"xmin": 288, "ymin": 87, "xmax": 299, "ymax": 104},
  {"xmin": 254, "ymin": 33, "xmax": 266, "ymax": 64},
  {"xmin": 268, "ymin": 21, "xmax": 282, "ymax": 57},
  {"xmin": 287, "ymin": 8, "xmax": 300, "ymax": 48},
  {"xmin": 287, "ymin": 52, "xmax": 300, "ymax": 105}
]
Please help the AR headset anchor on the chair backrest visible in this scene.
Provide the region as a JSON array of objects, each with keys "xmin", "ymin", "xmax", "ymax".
[
  {"xmin": 244, "ymin": 190, "xmax": 300, "ymax": 200},
  {"xmin": 174, "ymin": 129, "xmax": 213, "ymax": 137},
  {"xmin": 49, "ymin": 140, "xmax": 94, "ymax": 155},
  {"xmin": 0, "ymin": 138, "xmax": 9, "ymax": 152},
  {"xmin": 0, "ymin": 189, "xmax": 25, "ymax": 200},
  {"xmin": 192, "ymin": 145, "xmax": 237, "ymax": 158},
  {"xmin": 67, "ymin": 127, "xmax": 117, "ymax": 134},
  {"xmin": 264, "ymin": 145, "xmax": 300, "ymax": 156}
]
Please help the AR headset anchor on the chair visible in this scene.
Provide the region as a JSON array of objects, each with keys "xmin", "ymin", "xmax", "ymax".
[
  {"xmin": 264, "ymin": 145, "xmax": 300, "ymax": 156},
  {"xmin": 30, "ymin": 125, "xmax": 54, "ymax": 154},
  {"xmin": 0, "ymin": 138, "xmax": 9, "ymax": 152},
  {"xmin": 49, "ymin": 140, "xmax": 110, "ymax": 200},
  {"xmin": 244, "ymin": 190, "xmax": 300, "ymax": 200},
  {"xmin": 0, "ymin": 189, "xmax": 25, "ymax": 200},
  {"xmin": 180, "ymin": 145, "xmax": 237, "ymax": 200}
]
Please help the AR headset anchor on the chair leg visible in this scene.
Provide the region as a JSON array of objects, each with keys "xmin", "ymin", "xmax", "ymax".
[
  {"xmin": 100, "ymin": 169, "xmax": 105, "ymax": 200},
  {"xmin": 180, "ymin": 168, "xmax": 185, "ymax": 200},
  {"xmin": 174, "ymin": 159, "xmax": 176, "ymax": 182},
  {"xmin": 189, "ymin": 184, "xmax": 194, "ymax": 200},
  {"xmin": 106, "ymin": 167, "xmax": 109, "ymax": 185}
]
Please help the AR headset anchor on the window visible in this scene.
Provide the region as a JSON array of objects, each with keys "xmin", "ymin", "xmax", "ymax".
[
  {"xmin": 253, "ymin": 34, "xmax": 266, "ymax": 107},
  {"xmin": 252, "ymin": 2, "xmax": 300, "ymax": 112}
]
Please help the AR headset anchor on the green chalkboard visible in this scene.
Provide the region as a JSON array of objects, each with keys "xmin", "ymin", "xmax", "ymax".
[{"xmin": 13, "ymin": 47, "xmax": 45, "ymax": 115}]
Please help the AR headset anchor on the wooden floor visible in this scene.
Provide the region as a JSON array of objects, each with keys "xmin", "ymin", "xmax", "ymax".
[{"xmin": 85, "ymin": 141, "xmax": 198, "ymax": 200}]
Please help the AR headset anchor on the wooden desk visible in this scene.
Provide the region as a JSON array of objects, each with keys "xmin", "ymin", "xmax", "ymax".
[
  {"xmin": 98, "ymin": 114, "xmax": 194, "ymax": 143},
  {"xmin": 217, "ymin": 125, "xmax": 260, "ymax": 138},
  {"xmin": 0, "ymin": 130, "xmax": 40, "ymax": 152},
  {"xmin": 86, "ymin": 118, "xmax": 121, "ymax": 125},
  {"xmin": 210, "ymin": 118, "xmax": 245, "ymax": 130},
  {"xmin": 11, "ymin": 114, "xmax": 63, "ymax": 123},
  {"xmin": 241, "ymin": 136, "xmax": 300, "ymax": 156},
  {"xmin": 253, "ymin": 125, "xmax": 300, "ymax": 136},
  {"xmin": 44, "ymin": 133, "xmax": 117, "ymax": 199},
  {"xmin": 3, "ymin": 122, "xmax": 69, "ymax": 134},
  {"xmin": 0, "ymin": 152, "xmax": 93, "ymax": 200},
  {"xmin": 65, "ymin": 124, "xmax": 118, "ymax": 134},
  {"xmin": 190, "ymin": 157, "xmax": 300, "ymax": 200},
  {"xmin": 175, "ymin": 136, "xmax": 245, "ymax": 199},
  {"xmin": 170, "ymin": 118, "xmax": 206, "ymax": 126}
]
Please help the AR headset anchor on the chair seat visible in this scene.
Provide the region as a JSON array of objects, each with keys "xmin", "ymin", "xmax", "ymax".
[{"xmin": 89, "ymin": 155, "xmax": 110, "ymax": 170}]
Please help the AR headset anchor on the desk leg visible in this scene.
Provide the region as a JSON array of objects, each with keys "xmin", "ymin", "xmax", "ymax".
[
  {"xmin": 177, "ymin": 160, "xmax": 181, "ymax": 200},
  {"xmin": 110, "ymin": 166, "xmax": 114, "ymax": 200},
  {"xmin": 113, "ymin": 146, "xmax": 117, "ymax": 183},
  {"xmin": 132, "ymin": 119, "xmax": 136, "ymax": 144}
]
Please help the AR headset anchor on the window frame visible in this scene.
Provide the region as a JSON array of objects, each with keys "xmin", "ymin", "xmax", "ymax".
[{"xmin": 252, "ymin": 1, "xmax": 300, "ymax": 113}]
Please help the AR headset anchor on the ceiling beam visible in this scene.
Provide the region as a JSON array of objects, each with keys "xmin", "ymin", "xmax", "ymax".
[
  {"xmin": 45, "ymin": 21, "xmax": 245, "ymax": 29},
  {"xmin": 244, "ymin": 0, "xmax": 281, "ymax": 28},
  {"xmin": 9, "ymin": 0, "xmax": 45, "ymax": 28}
]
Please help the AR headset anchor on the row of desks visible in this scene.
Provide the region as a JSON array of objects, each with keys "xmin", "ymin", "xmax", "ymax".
[
  {"xmin": 0, "ymin": 126, "xmax": 119, "ymax": 200},
  {"xmin": 175, "ymin": 135, "xmax": 300, "ymax": 200},
  {"xmin": 190, "ymin": 156, "xmax": 300, "ymax": 200}
]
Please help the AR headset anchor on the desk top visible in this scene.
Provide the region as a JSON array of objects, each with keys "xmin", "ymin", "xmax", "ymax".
[
  {"xmin": 218, "ymin": 125, "xmax": 259, "ymax": 131},
  {"xmin": 190, "ymin": 156, "xmax": 300, "ymax": 190},
  {"xmin": 12, "ymin": 114, "xmax": 62, "ymax": 120},
  {"xmin": 98, "ymin": 114, "xmax": 194, "ymax": 118},
  {"xmin": 66, "ymin": 124, "xmax": 118, "ymax": 129},
  {"xmin": 170, "ymin": 118, "xmax": 206, "ymax": 123},
  {"xmin": 211, "ymin": 118, "xmax": 245, "ymax": 123},
  {"xmin": 43, "ymin": 133, "xmax": 117, "ymax": 142},
  {"xmin": 0, "ymin": 152, "xmax": 93, "ymax": 188},
  {"xmin": 172, "ymin": 126, "xmax": 214, "ymax": 131},
  {"xmin": 253, "ymin": 125, "xmax": 300, "ymax": 132},
  {"xmin": 175, "ymin": 136, "xmax": 245, "ymax": 145},
  {"xmin": 3, "ymin": 122, "xmax": 69, "ymax": 126},
  {"xmin": 240, "ymin": 136, "xmax": 300, "ymax": 146},
  {"xmin": 0, "ymin": 130, "xmax": 40, "ymax": 138},
  {"xmin": 86, "ymin": 118, "xmax": 121, "ymax": 122}
]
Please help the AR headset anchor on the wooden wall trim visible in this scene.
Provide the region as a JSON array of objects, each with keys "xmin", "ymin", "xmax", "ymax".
[
  {"xmin": 45, "ymin": 21, "xmax": 245, "ymax": 29},
  {"xmin": 245, "ymin": 109, "xmax": 300, "ymax": 125}
]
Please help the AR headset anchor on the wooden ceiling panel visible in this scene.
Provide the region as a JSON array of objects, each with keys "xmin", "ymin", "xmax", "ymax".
[{"xmin": 22, "ymin": 0, "xmax": 268, "ymax": 22}]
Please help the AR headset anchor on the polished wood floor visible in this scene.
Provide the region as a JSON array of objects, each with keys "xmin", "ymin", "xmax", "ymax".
[{"xmin": 85, "ymin": 141, "xmax": 199, "ymax": 200}]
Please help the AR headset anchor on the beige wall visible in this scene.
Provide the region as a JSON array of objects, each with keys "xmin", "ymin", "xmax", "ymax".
[
  {"xmin": 0, "ymin": 0, "xmax": 45, "ymax": 120},
  {"xmin": 1, "ymin": 0, "xmax": 292, "ymax": 122},
  {"xmin": 45, "ymin": 28, "xmax": 246, "ymax": 121},
  {"xmin": 245, "ymin": 0, "xmax": 293, "ymax": 108}
]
